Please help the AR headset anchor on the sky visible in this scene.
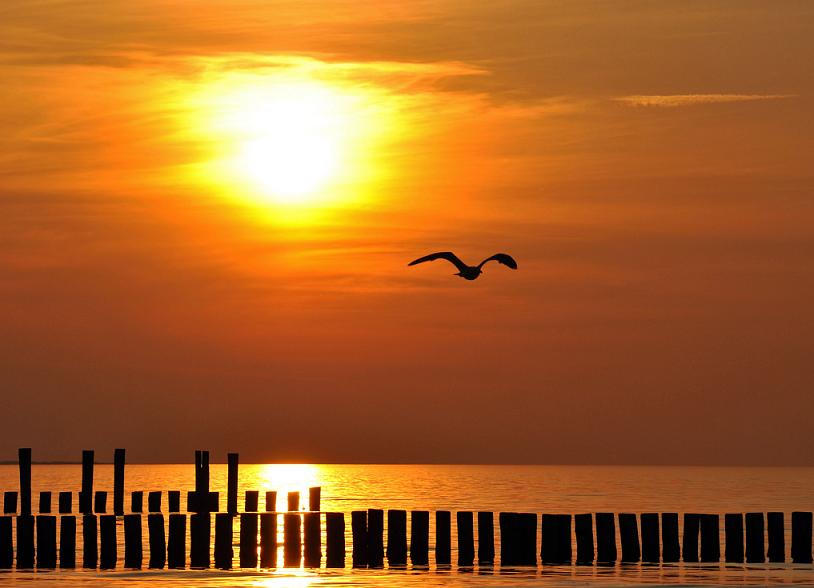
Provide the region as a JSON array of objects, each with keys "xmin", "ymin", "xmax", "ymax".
[{"xmin": 1, "ymin": 0, "xmax": 813, "ymax": 464}]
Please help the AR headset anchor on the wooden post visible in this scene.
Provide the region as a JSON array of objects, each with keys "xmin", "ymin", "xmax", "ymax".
[
  {"xmin": 265, "ymin": 491, "xmax": 277, "ymax": 513},
  {"xmin": 619, "ymin": 513, "xmax": 640, "ymax": 563},
  {"xmin": 99, "ymin": 514, "xmax": 117, "ymax": 569},
  {"xmin": 700, "ymin": 514, "xmax": 720, "ymax": 562},
  {"xmin": 214, "ymin": 512, "xmax": 233, "ymax": 569},
  {"xmin": 148, "ymin": 513, "xmax": 166, "ymax": 568},
  {"xmin": 640, "ymin": 513, "xmax": 659, "ymax": 563},
  {"xmin": 724, "ymin": 513, "xmax": 744, "ymax": 563},
  {"xmin": 457, "ymin": 511, "xmax": 475, "ymax": 567},
  {"xmin": 36, "ymin": 515, "xmax": 57, "ymax": 568},
  {"xmin": 351, "ymin": 510, "xmax": 368, "ymax": 567},
  {"xmin": 227, "ymin": 453, "xmax": 239, "ymax": 515},
  {"xmin": 436, "ymin": 510, "xmax": 451, "ymax": 566},
  {"xmin": 387, "ymin": 509, "xmax": 407, "ymax": 565},
  {"xmin": 499, "ymin": 512, "xmax": 536, "ymax": 566},
  {"xmin": 16, "ymin": 515, "xmax": 34, "ymax": 568},
  {"xmin": 542, "ymin": 514, "xmax": 571, "ymax": 564},
  {"xmin": 767, "ymin": 512, "xmax": 784, "ymax": 562},
  {"xmin": 260, "ymin": 512, "xmax": 277, "ymax": 567},
  {"xmin": 168, "ymin": 514, "xmax": 186, "ymax": 568},
  {"xmin": 39, "ymin": 492, "xmax": 52, "ymax": 514},
  {"xmin": 94, "ymin": 491, "xmax": 107, "ymax": 513},
  {"xmin": 477, "ymin": 511, "xmax": 495, "ymax": 565},
  {"xmin": 240, "ymin": 513, "xmax": 258, "ymax": 568},
  {"xmin": 367, "ymin": 508, "xmax": 384, "ymax": 567},
  {"xmin": 113, "ymin": 448, "xmax": 125, "ymax": 515},
  {"xmin": 304, "ymin": 512, "xmax": 321, "ymax": 567},
  {"xmin": 309, "ymin": 487, "xmax": 321, "ymax": 511},
  {"xmin": 287, "ymin": 491, "xmax": 300, "ymax": 512},
  {"xmin": 190, "ymin": 513, "xmax": 211, "ymax": 568},
  {"xmin": 662, "ymin": 513, "xmax": 680, "ymax": 562},
  {"xmin": 410, "ymin": 510, "xmax": 429, "ymax": 566},
  {"xmin": 326, "ymin": 512, "xmax": 345, "ymax": 568},
  {"xmin": 124, "ymin": 514, "xmax": 142, "ymax": 568},
  {"xmin": 59, "ymin": 492, "xmax": 72, "ymax": 514},
  {"xmin": 3, "ymin": 493, "xmax": 16, "ymax": 514},
  {"xmin": 791, "ymin": 512, "xmax": 813, "ymax": 563},
  {"xmin": 0, "ymin": 517, "xmax": 11, "ymax": 568},
  {"xmin": 59, "ymin": 515, "xmax": 76, "ymax": 568},
  {"xmin": 18, "ymin": 448, "xmax": 31, "ymax": 516},
  {"xmin": 82, "ymin": 514, "xmax": 97, "ymax": 568},
  {"xmin": 745, "ymin": 512, "xmax": 765, "ymax": 563},
  {"xmin": 131, "ymin": 491, "xmax": 143, "ymax": 513},
  {"xmin": 80, "ymin": 450, "xmax": 94, "ymax": 514},
  {"xmin": 193, "ymin": 450, "xmax": 210, "ymax": 512},
  {"xmin": 596, "ymin": 512, "xmax": 616, "ymax": 563},
  {"xmin": 245, "ymin": 491, "xmax": 259, "ymax": 512},
  {"xmin": 148, "ymin": 491, "xmax": 161, "ymax": 513},
  {"xmin": 682, "ymin": 513, "xmax": 700, "ymax": 562},
  {"xmin": 283, "ymin": 513, "xmax": 301, "ymax": 567},
  {"xmin": 575, "ymin": 513, "xmax": 594, "ymax": 564},
  {"xmin": 168, "ymin": 491, "xmax": 180, "ymax": 513}
]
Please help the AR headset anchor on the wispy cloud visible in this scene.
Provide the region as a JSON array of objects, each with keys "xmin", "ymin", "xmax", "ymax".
[{"xmin": 615, "ymin": 94, "xmax": 797, "ymax": 107}]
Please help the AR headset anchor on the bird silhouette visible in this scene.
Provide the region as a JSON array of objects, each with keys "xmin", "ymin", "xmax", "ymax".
[{"xmin": 408, "ymin": 252, "xmax": 518, "ymax": 280}]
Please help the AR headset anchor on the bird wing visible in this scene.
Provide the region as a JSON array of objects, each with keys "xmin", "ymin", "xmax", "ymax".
[
  {"xmin": 408, "ymin": 251, "xmax": 468, "ymax": 272},
  {"xmin": 478, "ymin": 253, "xmax": 518, "ymax": 270}
]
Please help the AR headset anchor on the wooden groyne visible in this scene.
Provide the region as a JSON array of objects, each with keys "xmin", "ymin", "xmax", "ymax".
[{"xmin": 0, "ymin": 448, "xmax": 812, "ymax": 570}]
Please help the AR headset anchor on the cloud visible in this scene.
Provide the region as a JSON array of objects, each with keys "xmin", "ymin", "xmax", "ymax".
[{"xmin": 614, "ymin": 94, "xmax": 797, "ymax": 107}]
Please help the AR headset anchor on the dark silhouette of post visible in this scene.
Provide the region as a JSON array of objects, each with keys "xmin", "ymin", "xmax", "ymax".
[
  {"xmin": 477, "ymin": 511, "xmax": 495, "ymax": 565},
  {"xmin": 113, "ymin": 448, "xmax": 125, "ymax": 515},
  {"xmin": 640, "ymin": 513, "xmax": 659, "ymax": 563},
  {"xmin": 18, "ymin": 448, "xmax": 31, "ymax": 516},
  {"xmin": 99, "ymin": 514, "xmax": 117, "ymax": 569},
  {"xmin": 168, "ymin": 491, "xmax": 180, "ymax": 513},
  {"xmin": 148, "ymin": 491, "xmax": 161, "ymax": 513},
  {"xmin": 575, "ymin": 513, "xmax": 594, "ymax": 565},
  {"xmin": 82, "ymin": 515, "xmax": 97, "ymax": 568},
  {"xmin": 168, "ymin": 514, "xmax": 186, "ymax": 568},
  {"xmin": 682, "ymin": 514, "xmax": 700, "ymax": 562},
  {"xmin": 59, "ymin": 492, "xmax": 72, "ymax": 514},
  {"xmin": 499, "ymin": 512, "xmax": 537, "ymax": 566},
  {"xmin": 59, "ymin": 515, "xmax": 76, "ymax": 568},
  {"xmin": 387, "ymin": 510, "xmax": 407, "ymax": 565},
  {"xmin": 367, "ymin": 508, "xmax": 384, "ymax": 567},
  {"xmin": 410, "ymin": 510, "xmax": 429, "ymax": 566},
  {"xmin": 260, "ymin": 512, "xmax": 277, "ymax": 567},
  {"xmin": 288, "ymin": 491, "xmax": 300, "ymax": 512},
  {"xmin": 148, "ymin": 513, "xmax": 166, "ymax": 568},
  {"xmin": 767, "ymin": 512, "xmax": 784, "ymax": 562},
  {"xmin": 724, "ymin": 513, "xmax": 744, "ymax": 563},
  {"xmin": 0, "ymin": 517, "xmax": 11, "ymax": 568},
  {"xmin": 745, "ymin": 512, "xmax": 765, "ymax": 563},
  {"xmin": 36, "ymin": 515, "xmax": 56, "ymax": 568},
  {"xmin": 700, "ymin": 514, "xmax": 720, "ymax": 562},
  {"xmin": 792, "ymin": 512, "xmax": 813, "ymax": 563},
  {"xmin": 265, "ymin": 491, "xmax": 277, "ymax": 513},
  {"xmin": 94, "ymin": 491, "xmax": 107, "ymax": 513},
  {"xmin": 16, "ymin": 515, "xmax": 34, "ymax": 568},
  {"xmin": 619, "ymin": 513, "xmax": 640, "ymax": 563},
  {"xmin": 351, "ymin": 511, "xmax": 367, "ymax": 567},
  {"xmin": 596, "ymin": 512, "xmax": 616, "ymax": 563},
  {"xmin": 245, "ymin": 491, "xmax": 259, "ymax": 512},
  {"xmin": 124, "ymin": 514, "xmax": 142, "ymax": 568},
  {"xmin": 192, "ymin": 450, "xmax": 210, "ymax": 512},
  {"xmin": 326, "ymin": 512, "xmax": 345, "ymax": 568},
  {"xmin": 304, "ymin": 512, "xmax": 321, "ymax": 567},
  {"xmin": 436, "ymin": 510, "xmax": 451, "ymax": 565},
  {"xmin": 80, "ymin": 450, "xmax": 94, "ymax": 514},
  {"xmin": 661, "ymin": 513, "xmax": 680, "ymax": 562},
  {"xmin": 284, "ymin": 513, "xmax": 301, "ymax": 567},
  {"xmin": 39, "ymin": 492, "xmax": 51, "ymax": 514},
  {"xmin": 240, "ymin": 513, "xmax": 258, "ymax": 568},
  {"xmin": 214, "ymin": 512, "xmax": 233, "ymax": 569},
  {"xmin": 3, "ymin": 493, "xmax": 16, "ymax": 514},
  {"xmin": 190, "ymin": 513, "xmax": 211, "ymax": 568},
  {"xmin": 227, "ymin": 453, "xmax": 239, "ymax": 515},
  {"xmin": 131, "ymin": 491, "xmax": 143, "ymax": 513},
  {"xmin": 542, "ymin": 514, "xmax": 572, "ymax": 564},
  {"xmin": 457, "ymin": 511, "xmax": 475, "ymax": 567},
  {"xmin": 309, "ymin": 487, "xmax": 321, "ymax": 511}
]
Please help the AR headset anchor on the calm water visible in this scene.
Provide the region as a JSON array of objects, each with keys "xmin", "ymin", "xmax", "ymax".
[{"xmin": 1, "ymin": 464, "xmax": 813, "ymax": 586}]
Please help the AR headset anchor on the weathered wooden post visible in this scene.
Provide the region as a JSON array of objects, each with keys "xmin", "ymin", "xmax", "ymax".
[
  {"xmin": 410, "ymin": 510, "xmax": 430, "ymax": 566},
  {"xmin": 99, "ymin": 514, "xmax": 117, "ymax": 569},
  {"xmin": 131, "ymin": 491, "xmax": 143, "ymax": 513},
  {"xmin": 83, "ymin": 514, "xmax": 98, "ymax": 568},
  {"xmin": 619, "ymin": 513, "xmax": 640, "ymax": 563},
  {"xmin": 367, "ymin": 508, "xmax": 384, "ymax": 567},
  {"xmin": 326, "ymin": 512, "xmax": 345, "ymax": 568},
  {"xmin": 16, "ymin": 514, "xmax": 34, "ymax": 568},
  {"xmin": 124, "ymin": 514, "xmax": 142, "ymax": 568},
  {"xmin": 240, "ymin": 513, "xmax": 258, "ymax": 568},
  {"xmin": 59, "ymin": 515, "xmax": 76, "ymax": 568},
  {"xmin": 351, "ymin": 511, "xmax": 367, "ymax": 567},
  {"xmin": 39, "ymin": 492, "xmax": 52, "ymax": 514},
  {"xmin": 284, "ymin": 513, "xmax": 302, "ymax": 567},
  {"xmin": 114, "ymin": 448, "xmax": 125, "ymax": 515},
  {"xmin": 80, "ymin": 450, "xmax": 94, "ymax": 514},
  {"xmin": 700, "ymin": 514, "xmax": 720, "ymax": 562},
  {"xmin": 304, "ymin": 512, "xmax": 321, "ymax": 567},
  {"xmin": 791, "ymin": 512, "xmax": 813, "ymax": 563},
  {"xmin": 309, "ymin": 487, "xmax": 321, "ymax": 511},
  {"xmin": 94, "ymin": 491, "xmax": 107, "ymax": 513},
  {"xmin": 167, "ymin": 514, "xmax": 186, "ymax": 568},
  {"xmin": 148, "ymin": 491, "xmax": 161, "ymax": 513},
  {"xmin": 19, "ymin": 448, "xmax": 31, "ymax": 516},
  {"xmin": 36, "ymin": 515, "xmax": 57, "ymax": 568},
  {"xmin": 661, "ymin": 513, "xmax": 680, "ymax": 562},
  {"xmin": 3, "ymin": 493, "xmax": 17, "ymax": 514},
  {"xmin": 260, "ymin": 512, "xmax": 277, "ymax": 567},
  {"xmin": 477, "ymin": 511, "xmax": 495, "ymax": 565},
  {"xmin": 457, "ymin": 511, "xmax": 475, "ymax": 567},
  {"xmin": 745, "ymin": 512, "xmax": 765, "ymax": 563},
  {"xmin": 190, "ymin": 513, "xmax": 211, "ymax": 568},
  {"xmin": 767, "ymin": 512, "xmax": 784, "ymax": 562},
  {"xmin": 59, "ymin": 492, "xmax": 72, "ymax": 514},
  {"xmin": 193, "ymin": 450, "xmax": 210, "ymax": 511},
  {"xmin": 574, "ymin": 513, "xmax": 594, "ymax": 564},
  {"xmin": 499, "ymin": 512, "xmax": 537, "ymax": 566},
  {"xmin": 214, "ymin": 512, "xmax": 233, "ymax": 569},
  {"xmin": 596, "ymin": 512, "xmax": 616, "ymax": 563},
  {"xmin": 265, "ymin": 491, "xmax": 277, "ymax": 513},
  {"xmin": 724, "ymin": 513, "xmax": 744, "ymax": 563},
  {"xmin": 436, "ymin": 510, "xmax": 451, "ymax": 566},
  {"xmin": 0, "ymin": 517, "xmax": 12, "ymax": 568},
  {"xmin": 682, "ymin": 513, "xmax": 700, "ymax": 562},
  {"xmin": 387, "ymin": 510, "xmax": 407, "ymax": 565},
  {"xmin": 288, "ymin": 491, "xmax": 300, "ymax": 512},
  {"xmin": 168, "ymin": 491, "xmax": 180, "ymax": 513},
  {"xmin": 245, "ymin": 491, "xmax": 259, "ymax": 512},
  {"xmin": 148, "ymin": 513, "xmax": 166, "ymax": 568},
  {"xmin": 542, "ymin": 514, "xmax": 571, "ymax": 564},
  {"xmin": 227, "ymin": 453, "xmax": 239, "ymax": 515},
  {"xmin": 640, "ymin": 513, "xmax": 659, "ymax": 563}
]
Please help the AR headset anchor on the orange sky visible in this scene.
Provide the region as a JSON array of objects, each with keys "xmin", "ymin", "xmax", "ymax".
[{"xmin": 1, "ymin": 0, "xmax": 813, "ymax": 464}]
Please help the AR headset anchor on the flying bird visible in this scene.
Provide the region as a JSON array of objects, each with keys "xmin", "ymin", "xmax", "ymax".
[{"xmin": 408, "ymin": 251, "xmax": 518, "ymax": 280}]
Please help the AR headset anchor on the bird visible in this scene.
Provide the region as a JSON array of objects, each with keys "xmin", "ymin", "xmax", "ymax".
[{"xmin": 408, "ymin": 251, "xmax": 518, "ymax": 280}]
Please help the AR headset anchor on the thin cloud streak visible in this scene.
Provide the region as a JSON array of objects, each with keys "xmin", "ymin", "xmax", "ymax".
[{"xmin": 615, "ymin": 93, "xmax": 797, "ymax": 107}]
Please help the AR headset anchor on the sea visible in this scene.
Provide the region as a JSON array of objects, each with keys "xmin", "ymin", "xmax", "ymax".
[{"xmin": 0, "ymin": 464, "xmax": 813, "ymax": 586}]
